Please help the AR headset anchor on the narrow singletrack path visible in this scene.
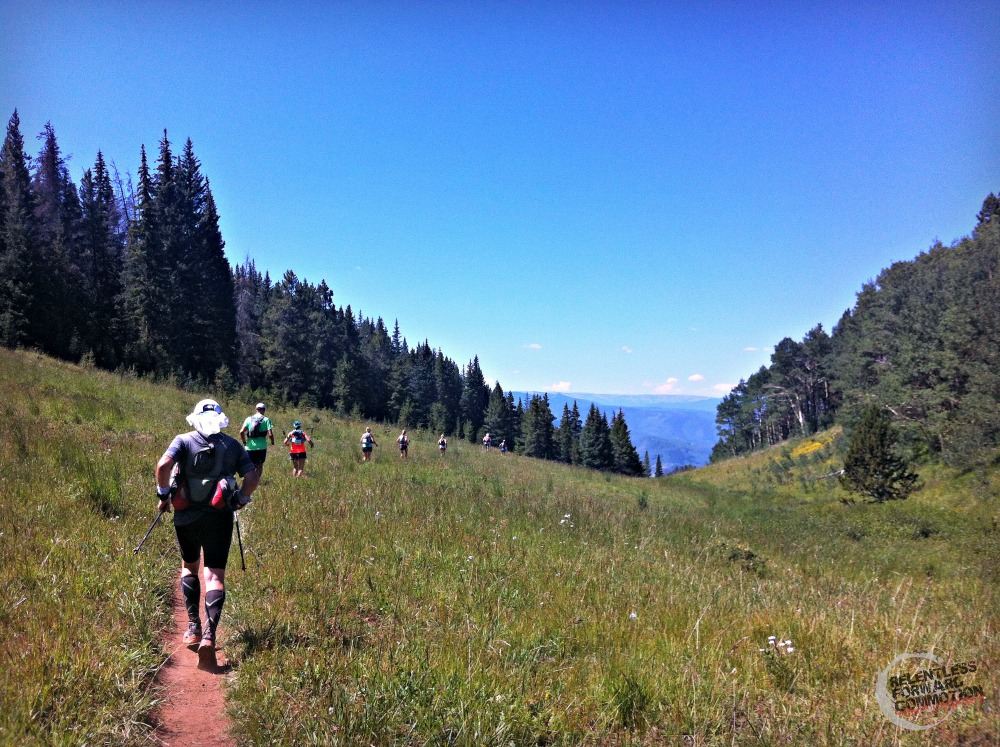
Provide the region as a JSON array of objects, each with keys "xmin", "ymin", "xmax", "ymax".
[{"xmin": 154, "ymin": 567, "xmax": 234, "ymax": 746}]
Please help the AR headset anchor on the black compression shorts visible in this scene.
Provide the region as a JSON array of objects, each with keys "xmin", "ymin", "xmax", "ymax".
[{"xmin": 175, "ymin": 510, "xmax": 234, "ymax": 569}]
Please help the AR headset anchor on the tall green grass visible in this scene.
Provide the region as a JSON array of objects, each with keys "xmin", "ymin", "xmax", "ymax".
[{"xmin": 1, "ymin": 348, "xmax": 997, "ymax": 745}]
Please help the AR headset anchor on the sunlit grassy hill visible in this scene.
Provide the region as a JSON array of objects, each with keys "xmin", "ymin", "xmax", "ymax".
[{"xmin": 0, "ymin": 348, "xmax": 997, "ymax": 745}]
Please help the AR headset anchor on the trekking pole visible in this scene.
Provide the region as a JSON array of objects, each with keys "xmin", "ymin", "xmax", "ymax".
[
  {"xmin": 133, "ymin": 508, "xmax": 166, "ymax": 554},
  {"xmin": 234, "ymin": 511, "xmax": 247, "ymax": 571}
]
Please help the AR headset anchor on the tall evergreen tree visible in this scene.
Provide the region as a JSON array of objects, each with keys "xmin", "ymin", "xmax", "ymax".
[
  {"xmin": 433, "ymin": 350, "xmax": 463, "ymax": 434},
  {"xmin": 0, "ymin": 110, "xmax": 38, "ymax": 347},
  {"xmin": 519, "ymin": 394, "xmax": 556, "ymax": 459},
  {"xmin": 78, "ymin": 150, "xmax": 126, "ymax": 367},
  {"xmin": 30, "ymin": 122, "xmax": 80, "ymax": 358},
  {"xmin": 233, "ymin": 258, "xmax": 270, "ymax": 388},
  {"xmin": 557, "ymin": 402, "xmax": 577, "ymax": 463},
  {"xmin": 332, "ymin": 352, "xmax": 364, "ymax": 414},
  {"xmin": 579, "ymin": 403, "xmax": 613, "ymax": 470},
  {"xmin": 460, "ymin": 356, "xmax": 489, "ymax": 440},
  {"xmin": 483, "ymin": 382, "xmax": 513, "ymax": 444},
  {"xmin": 122, "ymin": 142, "xmax": 169, "ymax": 372},
  {"xmin": 654, "ymin": 454, "xmax": 664, "ymax": 478},
  {"xmin": 260, "ymin": 270, "xmax": 316, "ymax": 403},
  {"xmin": 610, "ymin": 408, "xmax": 645, "ymax": 476}
]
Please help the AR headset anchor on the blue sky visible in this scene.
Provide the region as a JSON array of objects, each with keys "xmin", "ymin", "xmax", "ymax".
[{"xmin": 3, "ymin": 2, "xmax": 997, "ymax": 396}]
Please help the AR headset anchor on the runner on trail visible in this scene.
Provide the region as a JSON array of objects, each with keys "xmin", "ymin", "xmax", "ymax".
[
  {"xmin": 283, "ymin": 420, "xmax": 314, "ymax": 477},
  {"xmin": 155, "ymin": 399, "xmax": 258, "ymax": 670},
  {"xmin": 438, "ymin": 434, "xmax": 447, "ymax": 455},
  {"xmin": 499, "ymin": 439, "xmax": 507, "ymax": 454},
  {"xmin": 360, "ymin": 427, "xmax": 378, "ymax": 461},
  {"xmin": 396, "ymin": 429, "xmax": 409, "ymax": 459},
  {"xmin": 483, "ymin": 432, "xmax": 491, "ymax": 451},
  {"xmin": 239, "ymin": 403, "xmax": 274, "ymax": 476}
]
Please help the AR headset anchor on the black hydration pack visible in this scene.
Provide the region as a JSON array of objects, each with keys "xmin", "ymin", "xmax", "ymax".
[
  {"xmin": 173, "ymin": 435, "xmax": 234, "ymax": 507},
  {"xmin": 249, "ymin": 415, "xmax": 267, "ymax": 439}
]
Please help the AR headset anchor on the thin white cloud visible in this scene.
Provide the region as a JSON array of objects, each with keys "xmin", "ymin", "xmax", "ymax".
[
  {"xmin": 688, "ymin": 374, "xmax": 705, "ymax": 382},
  {"xmin": 743, "ymin": 346, "xmax": 760, "ymax": 352},
  {"xmin": 523, "ymin": 343, "xmax": 542, "ymax": 350},
  {"xmin": 713, "ymin": 383, "xmax": 735, "ymax": 393},
  {"xmin": 548, "ymin": 381, "xmax": 571, "ymax": 392},
  {"xmin": 653, "ymin": 377, "xmax": 681, "ymax": 394},
  {"xmin": 622, "ymin": 345, "xmax": 633, "ymax": 354}
]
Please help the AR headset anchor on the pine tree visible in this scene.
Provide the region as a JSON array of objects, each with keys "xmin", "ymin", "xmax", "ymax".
[
  {"xmin": 332, "ymin": 352, "xmax": 363, "ymax": 414},
  {"xmin": 78, "ymin": 150, "xmax": 126, "ymax": 367},
  {"xmin": 433, "ymin": 350, "xmax": 463, "ymax": 433},
  {"xmin": 557, "ymin": 403, "xmax": 577, "ymax": 463},
  {"xmin": 579, "ymin": 403, "xmax": 613, "ymax": 470},
  {"xmin": 975, "ymin": 193, "xmax": 1000, "ymax": 229},
  {"xmin": 122, "ymin": 143, "xmax": 168, "ymax": 372},
  {"xmin": 0, "ymin": 110, "xmax": 38, "ymax": 347},
  {"xmin": 233, "ymin": 259, "xmax": 270, "ymax": 388},
  {"xmin": 483, "ymin": 383, "xmax": 511, "ymax": 444},
  {"xmin": 654, "ymin": 455, "xmax": 664, "ymax": 478},
  {"xmin": 610, "ymin": 408, "xmax": 645, "ymax": 476},
  {"xmin": 30, "ymin": 122, "xmax": 81, "ymax": 358},
  {"xmin": 261, "ymin": 270, "xmax": 316, "ymax": 403},
  {"xmin": 460, "ymin": 356, "xmax": 489, "ymax": 440},
  {"xmin": 642, "ymin": 450, "xmax": 651, "ymax": 476},
  {"xmin": 520, "ymin": 394, "xmax": 556, "ymax": 459},
  {"xmin": 839, "ymin": 404, "xmax": 919, "ymax": 502}
]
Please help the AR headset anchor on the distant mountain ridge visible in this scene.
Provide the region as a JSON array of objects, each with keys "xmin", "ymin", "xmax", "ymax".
[{"xmin": 511, "ymin": 392, "xmax": 720, "ymax": 472}]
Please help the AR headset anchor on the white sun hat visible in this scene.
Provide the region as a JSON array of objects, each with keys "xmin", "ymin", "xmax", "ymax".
[{"xmin": 186, "ymin": 398, "xmax": 229, "ymax": 435}]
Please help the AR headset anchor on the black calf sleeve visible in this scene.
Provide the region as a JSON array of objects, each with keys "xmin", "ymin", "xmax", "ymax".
[
  {"xmin": 181, "ymin": 575, "xmax": 201, "ymax": 624},
  {"xmin": 205, "ymin": 589, "xmax": 226, "ymax": 639}
]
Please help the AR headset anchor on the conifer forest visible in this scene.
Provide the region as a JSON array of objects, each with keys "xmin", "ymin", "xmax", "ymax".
[{"xmin": 0, "ymin": 111, "xmax": 647, "ymax": 475}]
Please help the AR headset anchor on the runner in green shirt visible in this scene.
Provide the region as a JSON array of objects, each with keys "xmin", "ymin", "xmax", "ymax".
[{"xmin": 239, "ymin": 403, "xmax": 275, "ymax": 476}]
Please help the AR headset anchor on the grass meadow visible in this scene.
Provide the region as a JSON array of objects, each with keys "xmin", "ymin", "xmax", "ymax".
[{"xmin": 0, "ymin": 348, "xmax": 997, "ymax": 745}]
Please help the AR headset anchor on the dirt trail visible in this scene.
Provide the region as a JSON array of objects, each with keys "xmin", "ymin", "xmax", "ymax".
[{"xmin": 154, "ymin": 570, "xmax": 235, "ymax": 746}]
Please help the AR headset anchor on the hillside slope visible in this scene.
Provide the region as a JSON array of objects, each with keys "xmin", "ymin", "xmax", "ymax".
[{"xmin": 2, "ymin": 349, "xmax": 997, "ymax": 745}]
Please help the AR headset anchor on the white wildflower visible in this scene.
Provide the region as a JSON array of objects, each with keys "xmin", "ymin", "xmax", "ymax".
[{"xmin": 629, "ymin": 612, "xmax": 638, "ymax": 620}]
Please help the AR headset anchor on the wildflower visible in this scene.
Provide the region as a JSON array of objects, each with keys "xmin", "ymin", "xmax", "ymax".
[
  {"xmin": 629, "ymin": 612, "xmax": 638, "ymax": 620},
  {"xmin": 786, "ymin": 647, "xmax": 795, "ymax": 653},
  {"xmin": 374, "ymin": 511, "xmax": 382, "ymax": 519}
]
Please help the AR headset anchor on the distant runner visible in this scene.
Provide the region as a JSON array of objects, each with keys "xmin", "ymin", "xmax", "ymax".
[
  {"xmin": 396, "ymin": 429, "xmax": 409, "ymax": 459},
  {"xmin": 483, "ymin": 432, "xmax": 491, "ymax": 451},
  {"xmin": 283, "ymin": 420, "xmax": 313, "ymax": 477},
  {"xmin": 239, "ymin": 403, "xmax": 274, "ymax": 476},
  {"xmin": 438, "ymin": 434, "xmax": 447, "ymax": 455},
  {"xmin": 499, "ymin": 439, "xmax": 507, "ymax": 454},
  {"xmin": 360, "ymin": 427, "xmax": 378, "ymax": 461}
]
